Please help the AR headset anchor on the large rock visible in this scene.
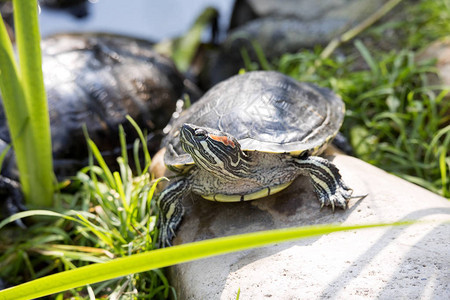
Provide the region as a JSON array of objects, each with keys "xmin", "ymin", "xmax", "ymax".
[
  {"xmin": 228, "ymin": 0, "xmax": 387, "ymax": 53},
  {"xmin": 154, "ymin": 151, "xmax": 450, "ymax": 299},
  {"xmin": 203, "ymin": 0, "xmax": 387, "ymax": 87}
]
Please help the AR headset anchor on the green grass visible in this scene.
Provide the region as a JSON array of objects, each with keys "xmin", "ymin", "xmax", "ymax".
[
  {"xmin": 283, "ymin": 45, "xmax": 449, "ymax": 197},
  {"xmin": 247, "ymin": 0, "xmax": 450, "ymax": 198},
  {"xmin": 0, "ymin": 120, "xmax": 173, "ymax": 299}
]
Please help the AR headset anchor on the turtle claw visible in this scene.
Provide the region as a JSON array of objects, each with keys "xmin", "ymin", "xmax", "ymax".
[
  {"xmin": 158, "ymin": 224, "xmax": 175, "ymax": 248},
  {"xmin": 315, "ymin": 180, "xmax": 352, "ymax": 210},
  {"xmin": 298, "ymin": 156, "xmax": 353, "ymax": 210},
  {"xmin": 157, "ymin": 212, "xmax": 183, "ymax": 248}
]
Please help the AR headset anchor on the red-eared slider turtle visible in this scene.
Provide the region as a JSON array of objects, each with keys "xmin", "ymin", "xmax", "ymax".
[{"xmin": 157, "ymin": 70, "xmax": 352, "ymax": 247}]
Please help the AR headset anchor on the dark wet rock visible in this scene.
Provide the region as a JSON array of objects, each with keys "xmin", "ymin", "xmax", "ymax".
[
  {"xmin": 39, "ymin": 0, "xmax": 89, "ymax": 19},
  {"xmin": 39, "ymin": 0, "xmax": 86, "ymax": 8}
]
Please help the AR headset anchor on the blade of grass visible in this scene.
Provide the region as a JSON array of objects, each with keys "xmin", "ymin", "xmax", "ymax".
[
  {"xmin": 33, "ymin": 248, "xmax": 109, "ymax": 264},
  {"xmin": 355, "ymin": 40, "xmax": 379, "ymax": 76},
  {"xmin": 439, "ymin": 146, "xmax": 448, "ymax": 196},
  {"xmin": 48, "ymin": 244, "xmax": 114, "ymax": 258},
  {"xmin": 87, "ymin": 139, "xmax": 116, "ymax": 189},
  {"xmin": 132, "ymin": 139, "xmax": 142, "ymax": 175},
  {"xmin": 0, "ymin": 143, "xmax": 11, "ymax": 171},
  {"xmin": 126, "ymin": 115, "xmax": 151, "ymax": 173},
  {"xmin": 171, "ymin": 7, "xmax": 218, "ymax": 72},
  {"xmin": 251, "ymin": 40, "xmax": 272, "ymax": 70},
  {"xmin": 13, "ymin": 0, "xmax": 54, "ymax": 206},
  {"xmin": 113, "ymin": 171, "xmax": 129, "ymax": 212},
  {"xmin": 0, "ymin": 221, "xmax": 415, "ymax": 300},
  {"xmin": 118, "ymin": 125, "xmax": 128, "ymax": 168},
  {"xmin": 0, "ymin": 11, "xmax": 32, "ymax": 200},
  {"xmin": 240, "ymin": 47, "xmax": 255, "ymax": 71}
]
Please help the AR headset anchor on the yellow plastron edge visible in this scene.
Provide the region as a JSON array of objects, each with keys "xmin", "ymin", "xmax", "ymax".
[{"xmin": 201, "ymin": 181, "xmax": 293, "ymax": 203}]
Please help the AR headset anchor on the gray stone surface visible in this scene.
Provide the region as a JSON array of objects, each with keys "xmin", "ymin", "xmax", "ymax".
[
  {"xmin": 245, "ymin": 0, "xmax": 384, "ymax": 21},
  {"xmin": 228, "ymin": 0, "xmax": 386, "ymax": 52},
  {"xmin": 158, "ymin": 151, "xmax": 450, "ymax": 299},
  {"xmin": 417, "ymin": 36, "xmax": 450, "ymax": 88}
]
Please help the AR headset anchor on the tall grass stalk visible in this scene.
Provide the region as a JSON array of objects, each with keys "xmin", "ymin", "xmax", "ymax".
[{"xmin": 0, "ymin": 0, "xmax": 53, "ymax": 206}]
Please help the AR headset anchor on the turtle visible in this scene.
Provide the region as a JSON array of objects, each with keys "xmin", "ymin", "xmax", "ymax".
[
  {"xmin": 0, "ymin": 33, "xmax": 201, "ymax": 179},
  {"xmin": 0, "ymin": 33, "xmax": 201, "ymax": 222},
  {"xmin": 157, "ymin": 70, "xmax": 353, "ymax": 247}
]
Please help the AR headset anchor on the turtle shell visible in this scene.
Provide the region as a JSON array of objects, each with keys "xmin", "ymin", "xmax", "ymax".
[
  {"xmin": 164, "ymin": 71, "xmax": 345, "ymax": 168},
  {"xmin": 0, "ymin": 33, "xmax": 201, "ymax": 179}
]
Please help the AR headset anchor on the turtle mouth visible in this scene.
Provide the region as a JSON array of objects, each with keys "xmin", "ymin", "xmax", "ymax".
[
  {"xmin": 180, "ymin": 123, "xmax": 196, "ymax": 143},
  {"xmin": 180, "ymin": 123, "xmax": 200, "ymax": 154},
  {"xmin": 181, "ymin": 123, "xmax": 194, "ymax": 132},
  {"xmin": 181, "ymin": 123, "xmax": 209, "ymax": 140}
]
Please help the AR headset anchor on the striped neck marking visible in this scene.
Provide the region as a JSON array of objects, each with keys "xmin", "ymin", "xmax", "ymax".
[{"xmin": 180, "ymin": 123, "xmax": 250, "ymax": 179}]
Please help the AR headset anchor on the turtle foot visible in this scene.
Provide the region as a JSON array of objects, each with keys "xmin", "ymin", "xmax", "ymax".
[
  {"xmin": 156, "ymin": 178, "xmax": 189, "ymax": 248},
  {"xmin": 295, "ymin": 156, "xmax": 353, "ymax": 210},
  {"xmin": 316, "ymin": 179, "xmax": 352, "ymax": 210},
  {"xmin": 157, "ymin": 204, "xmax": 184, "ymax": 248},
  {"xmin": 158, "ymin": 222, "xmax": 176, "ymax": 248}
]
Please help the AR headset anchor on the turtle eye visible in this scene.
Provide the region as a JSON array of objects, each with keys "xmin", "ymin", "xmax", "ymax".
[{"xmin": 194, "ymin": 129, "xmax": 207, "ymax": 140}]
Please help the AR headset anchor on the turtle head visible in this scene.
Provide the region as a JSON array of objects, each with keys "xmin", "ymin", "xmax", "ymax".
[{"xmin": 180, "ymin": 123, "xmax": 248, "ymax": 178}]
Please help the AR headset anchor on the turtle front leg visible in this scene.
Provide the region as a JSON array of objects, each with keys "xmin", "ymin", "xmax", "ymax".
[
  {"xmin": 156, "ymin": 178, "xmax": 191, "ymax": 247},
  {"xmin": 294, "ymin": 156, "xmax": 352, "ymax": 210}
]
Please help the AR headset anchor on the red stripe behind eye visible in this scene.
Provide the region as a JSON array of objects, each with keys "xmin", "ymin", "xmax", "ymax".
[{"xmin": 209, "ymin": 134, "xmax": 235, "ymax": 148}]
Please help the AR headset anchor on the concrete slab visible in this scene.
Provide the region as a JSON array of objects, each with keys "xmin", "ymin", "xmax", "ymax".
[{"xmin": 157, "ymin": 152, "xmax": 450, "ymax": 299}]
